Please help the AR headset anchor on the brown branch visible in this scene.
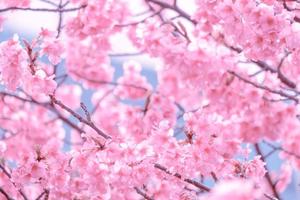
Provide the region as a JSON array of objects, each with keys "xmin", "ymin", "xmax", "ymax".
[
  {"xmin": 1, "ymin": 91, "xmax": 85, "ymax": 135},
  {"xmin": 90, "ymin": 89, "xmax": 114, "ymax": 115},
  {"xmin": 0, "ymin": 164, "xmax": 11, "ymax": 178},
  {"xmin": 228, "ymin": 70, "xmax": 299, "ymax": 103},
  {"xmin": 145, "ymin": 0, "xmax": 197, "ymax": 24},
  {"xmin": 80, "ymin": 102, "xmax": 91, "ymax": 122},
  {"xmin": 273, "ymin": 1, "xmax": 300, "ymax": 23},
  {"xmin": 252, "ymin": 60, "xmax": 277, "ymax": 73},
  {"xmin": 281, "ymin": 0, "xmax": 300, "ymax": 11},
  {"xmin": 263, "ymin": 140, "xmax": 300, "ymax": 160},
  {"xmin": 71, "ymin": 71, "xmax": 148, "ymax": 91},
  {"xmin": 52, "ymin": 109, "xmax": 84, "ymax": 134},
  {"xmin": 71, "ymin": 71, "xmax": 189, "ymax": 115},
  {"xmin": 134, "ymin": 187, "xmax": 153, "ymax": 200},
  {"xmin": 0, "ymin": 5, "xmax": 86, "ymax": 13},
  {"xmin": 277, "ymin": 53, "xmax": 296, "ymax": 88},
  {"xmin": 43, "ymin": 190, "xmax": 49, "ymax": 200},
  {"xmin": 154, "ymin": 164, "xmax": 210, "ymax": 192},
  {"xmin": 264, "ymin": 193, "xmax": 279, "ymax": 200},
  {"xmin": 116, "ymin": 9, "xmax": 163, "ymax": 27},
  {"xmin": 0, "ymin": 187, "xmax": 14, "ymax": 200},
  {"xmin": 211, "ymin": 172, "xmax": 218, "ymax": 182},
  {"xmin": 143, "ymin": 0, "xmax": 192, "ymax": 42},
  {"xmin": 0, "ymin": 164, "xmax": 28, "ymax": 200},
  {"xmin": 39, "ymin": 0, "xmax": 58, "ymax": 7},
  {"xmin": 254, "ymin": 144, "xmax": 281, "ymax": 200},
  {"xmin": 50, "ymin": 95, "xmax": 111, "ymax": 139},
  {"xmin": 23, "ymin": 40, "xmax": 37, "ymax": 75},
  {"xmin": 154, "ymin": 165, "xmax": 278, "ymax": 200},
  {"xmin": 72, "ymin": 71, "xmax": 189, "ymax": 112},
  {"xmin": 145, "ymin": 0, "xmax": 296, "ymax": 90},
  {"xmin": 251, "ymin": 59, "xmax": 296, "ymax": 89},
  {"xmin": 143, "ymin": 94, "xmax": 152, "ymax": 115},
  {"xmin": 220, "ymin": 33, "xmax": 297, "ymax": 89},
  {"xmin": 173, "ymin": 0, "xmax": 178, "ymax": 7},
  {"xmin": 294, "ymin": 16, "xmax": 300, "ymax": 23},
  {"xmin": 35, "ymin": 189, "xmax": 49, "ymax": 200},
  {"xmin": 264, "ymin": 148, "xmax": 279, "ymax": 159},
  {"xmin": 56, "ymin": 0, "xmax": 64, "ymax": 38}
]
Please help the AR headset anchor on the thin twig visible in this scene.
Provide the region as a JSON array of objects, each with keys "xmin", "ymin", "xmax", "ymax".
[
  {"xmin": 0, "ymin": 164, "xmax": 11, "ymax": 178},
  {"xmin": 0, "ymin": 5, "xmax": 86, "ymax": 13},
  {"xmin": 0, "ymin": 164, "xmax": 28, "ymax": 200},
  {"xmin": 39, "ymin": 0, "xmax": 57, "ymax": 7},
  {"xmin": 228, "ymin": 71, "xmax": 299, "ymax": 103},
  {"xmin": 80, "ymin": 102, "xmax": 91, "ymax": 122},
  {"xmin": 35, "ymin": 189, "xmax": 48, "ymax": 200},
  {"xmin": 263, "ymin": 140, "xmax": 300, "ymax": 159},
  {"xmin": 53, "ymin": 109, "xmax": 84, "ymax": 134},
  {"xmin": 264, "ymin": 193, "xmax": 279, "ymax": 200},
  {"xmin": 154, "ymin": 164, "xmax": 210, "ymax": 192},
  {"xmin": 56, "ymin": 0, "xmax": 64, "ymax": 38},
  {"xmin": 116, "ymin": 9, "xmax": 162, "ymax": 27},
  {"xmin": 146, "ymin": 0, "xmax": 197, "ymax": 24},
  {"xmin": 50, "ymin": 95, "xmax": 111, "ymax": 139},
  {"xmin": 277, "ymin": 53, "xmax": 296, "ymax": 88},
  {"xmin": 134, "ymin": 187, "xmax": 153, "ymax": 200},
  {"xmin": 254, "ymin": 144, "xmax": 281, "ymax": 200},
  {"xmin": 71, "ymin": 71, "xmax": 187, "ymax": 113}
]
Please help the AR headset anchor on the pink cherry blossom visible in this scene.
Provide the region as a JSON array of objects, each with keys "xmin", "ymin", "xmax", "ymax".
[
  {"xmin": 1, "ymin": 0, "xmax": 30, "ymax": 7},
  {"xmin": 275, "ymin": 163, "xmax": 293, "ymax": 192},
  {"xmin": 0, "ymin": 0, "xmax": 299, "ymax": 199},
  {"xmin": 201, "ymin": 179, "xmax": 263, "ymax": 200},
  {"xmin": 40, "ymin": 38, "xmax": 64, "ymax": 65},
  {"xmin": 0, "ymin": 36, "xmax": 27, "ymax": 90},
  {"xmin": 22, "ymin": 69, "xmax": 57, "ymax": 100},
  {"xmin": 114, "ymin": 60, "xmax": 152, "ymax": 99}
]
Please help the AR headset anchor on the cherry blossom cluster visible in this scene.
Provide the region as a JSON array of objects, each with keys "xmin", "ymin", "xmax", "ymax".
[{"xmin": 0, "ymin": 0, "xmax": 299, "ymax": 199}]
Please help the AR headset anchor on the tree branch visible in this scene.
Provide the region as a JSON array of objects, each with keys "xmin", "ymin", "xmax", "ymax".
[
  {"xmin": 254, "ymin": 143, "xmax": 281, "ymax": 200},
  {"xmin": 0, "ymin": 5, "xmax": 86, "ymax": 13},
  {"xmin": 134, "ymin": 187, "xmax": 153, "ymax": 200},
  {"xmin": 228, "ymin": 71, "xmax": 299, "ymax": 103},
  {"xmin": 145, "ymin": 0, "xmax": 197, "ymax": 24},
  {"xmin": 277, "ymin": 53, "xmax": 296, "ymax": 89},
  {"xmin": 154, "ymin": 164, "xmax": 210, "ymax": 192},
  {"xmin": 50, "ymin": 95, "xmax": 111, "ymax": 139},
  {"xmin": 0, "ymin": 164, "xmax": 28, "ymax": 200},
  {"xmin": 39, "ymin": 0, "xmax": 58, "ymax": 7},
  {"xmin": 263, "ymin": 140, "xmax": 300, "ymax": 160},
  {"xmin": 0, "ymin": 187, "xmax": 14, "ymax": 200},
  {"xmin": 56, "ymin": 0, "xmax": 64, "ymax": 38}
]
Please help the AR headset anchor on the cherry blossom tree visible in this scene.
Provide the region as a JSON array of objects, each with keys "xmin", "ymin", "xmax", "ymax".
[{"xmin": 0, "ymin": 0, "xmax": 299, "ymax": 199}]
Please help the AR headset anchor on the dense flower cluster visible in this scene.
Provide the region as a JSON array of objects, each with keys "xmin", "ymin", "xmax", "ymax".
[{"xmin": 0, "ymin": 0, "xmax": 299, "ymax": 199}]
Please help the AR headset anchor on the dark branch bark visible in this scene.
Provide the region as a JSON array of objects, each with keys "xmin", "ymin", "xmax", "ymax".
[
  {"xmin": 0, "ymin": 187, "xmax": 14, "ymax": 200},
  {"xmin": 134, "ymin": 187, "xmax": 153, "ymax": 200},
  {"xmin": 154, "ymin": 164, "xmax": 210, "ymax": 192},
  {"xmin": 56, "ymin": 0, "xmax": 64, "ymax": 38},
  {"xmin": 0, "ymin": 164, "xmax": 28, "ymax": 200}
]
